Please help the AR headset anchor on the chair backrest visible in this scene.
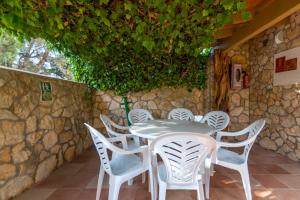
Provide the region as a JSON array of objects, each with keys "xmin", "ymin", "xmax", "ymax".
[
  {"xmin": 242, "ymin": 119, "xmax": 266, "ymax": 160},
  {"xmin": 100, "ymin": 114, "xmax": 115, "ymax": 137},
  {"xmin": 168, "ymin": 108, "xmax": 195, "ymax": 121},
  {"xmin": 201, "ymin": 111, "xmax": 229, "ymax": 132},
  {"xmin": 194, "ymin": 115, "xmax": 204, "ymax": 122},
  {"xmin": 150, "ymin": 133, "xmax": 216, "ymax": 186},
  {"xmin": 85, "ymin": 123, "xmax": 113, "ymax": 175},
  {"xmin": 128, "ymin": 109, "xmax": 154, "ymax": 124}
]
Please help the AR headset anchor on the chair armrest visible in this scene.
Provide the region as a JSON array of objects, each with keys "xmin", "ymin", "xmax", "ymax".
[
  {"xmin": 217, "ymin": 136, "xmax": 256, "ymax": 148},
  {"xmin": 216, "ymin": 129, "xmax": 249, "ymax": 141},
  {"xmin": 125, "ymin": 134, "xmax": 141, "ymax": 146},
  {"xmin": 110, "ymin": 120, "xmax": 129, "ymax": 130},
  {"xmin": 110, "ymin": 145, "xmax": 148, "ymax": 155},
  {"xmin": 107, "ymin": 136, "xmax": 128, "ymax": 149}
]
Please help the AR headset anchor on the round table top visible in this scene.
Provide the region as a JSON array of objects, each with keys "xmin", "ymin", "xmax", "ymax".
[{"xmin": 129, "ymin": 119, "xmax": 214, "ymax": 140}]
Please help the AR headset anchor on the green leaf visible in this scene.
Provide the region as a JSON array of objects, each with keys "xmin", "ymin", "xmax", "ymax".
[
  {"xmin": 221, "ymin": 0, "xmax": 234, "ymax": 10},
  {"xmin": 102, "ymin": 18, "xmax": 111, "ymax": 27},
  {"xmin": 99, "ymin": 0, "xmax": 109, "ymax": 5},
  {"xmin": 237, "ymin": 2, "xmax": 246, "ymax": 10},
  {"xmin": 242, "ymin": 11, "xmax": 252, "ymax": 21}
]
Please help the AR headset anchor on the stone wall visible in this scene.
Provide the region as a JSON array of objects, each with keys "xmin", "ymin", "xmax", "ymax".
[
  {"xmin": 249, "ymin": 10, "xmax": 300, "ymax": 161},
  {"xmin": 0, "ymin": 68, "xmax": 93, "ymax": 199},
  {"xmin": 227, "ymin": 43, "xmax": 250, "ymax": 131},
  {"xmin": 93, "ymin": 87, "xmax": 206, "ymax": 131}
]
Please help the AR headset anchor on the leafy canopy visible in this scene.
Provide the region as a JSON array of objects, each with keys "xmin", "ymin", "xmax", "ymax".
[{"xmin": 0, "ymin": 0, "xmax": 249, "ymax": 94}]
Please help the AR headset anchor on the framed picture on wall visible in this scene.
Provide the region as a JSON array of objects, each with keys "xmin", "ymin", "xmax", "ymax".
[
  {"xmin": 274, "ymin": 46, "xmax": 300, "ymax": 86},
  {"xmin": 231, "ymin": 64, "xmax": 242, "ymax": 89}
]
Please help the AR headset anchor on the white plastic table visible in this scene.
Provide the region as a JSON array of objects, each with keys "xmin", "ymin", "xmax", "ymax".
[
  {"xmin": 129, "ymin": 119, "xmax": 215, "ymax": 200},
  {"xmin": 129, "ymin": 119, "xmax": 214, "ymax": 140}
]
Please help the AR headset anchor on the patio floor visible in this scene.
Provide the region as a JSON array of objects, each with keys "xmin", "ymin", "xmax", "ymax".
[{"xmin": 14, "ymin": 145, "xmax": 300, "ymax": 200}]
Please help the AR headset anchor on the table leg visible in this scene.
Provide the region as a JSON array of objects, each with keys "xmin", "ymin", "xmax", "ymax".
[{"xmin": 147, "ymin": 140, "xmax": 157, "ymax": 200}]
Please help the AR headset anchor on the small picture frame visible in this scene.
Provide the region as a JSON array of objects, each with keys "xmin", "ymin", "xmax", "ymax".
[{"xmin": 40, "ymin": 82, "xmax": 52, "ymax": 101}]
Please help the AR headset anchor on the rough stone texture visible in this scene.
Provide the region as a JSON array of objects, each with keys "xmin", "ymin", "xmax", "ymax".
[
  {"xmin": 248, "ymin": 11, "xmax": 300, "ymax": 160},
  {"xmin": 0, "ymin": 164, "xmax": 16, "ymax": 180},
  {"xmin": 226, "ymin": 43, "xmax": 250, "ymax": 131},
  {"xmin": 35, "ymin": 155, "xmax": 57, "ymax": 183},
  {"xmin": 93, "ymin": 87, "xmax": 206, "ymax": 132},
  {"xmin": 0, "ymin": 68, "xmax": 92, "ymax": 199},
  {"xmin": 0, "ymin": 176, "xmax": 33, "ymax": 200}
]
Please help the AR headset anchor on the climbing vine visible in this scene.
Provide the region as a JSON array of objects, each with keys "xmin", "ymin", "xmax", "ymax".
[{"xmin": 0, "ymin": 0, "xmax": 250, "ymax": 94}]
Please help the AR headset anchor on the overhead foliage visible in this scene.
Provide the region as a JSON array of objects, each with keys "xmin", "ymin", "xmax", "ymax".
[{"xmin": 0, "ymin": 0, "xmax": 250, "ymax": 94}]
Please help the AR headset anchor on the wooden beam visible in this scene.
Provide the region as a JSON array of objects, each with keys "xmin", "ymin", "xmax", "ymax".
[
  {"xmin": 214, "ymin": 28, "xmax": 233, "ymax": 39},
  {"xmin": 223, "ymin": 0, "xmax": 300, "ymax": 51}
]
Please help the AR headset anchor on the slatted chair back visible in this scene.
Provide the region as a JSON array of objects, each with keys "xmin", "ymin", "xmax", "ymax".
[
  {"xmin": 151, "ymin": 133, "xmax": 216, "ymax": 186},
  {"xmin": 242, "ymin": 119, "xmax": 265, "ymax": 160},
  {"xmin": 168, "ymin": 108, "xmax": 195, "ymax": 121},
  {"xmin": 85, "ymin": 123, "xmax": 113, "ymax": 175},
  {"xmin": 100, "ymin": 114, "xmax": 113, "ymax": 135},
  {"xmin": 202, "ymin": 111, "xmax": 229, "ymax": 132},
  {"xmin": 128, "ymin": 109, "xmax": 154, "ymax": 124}
]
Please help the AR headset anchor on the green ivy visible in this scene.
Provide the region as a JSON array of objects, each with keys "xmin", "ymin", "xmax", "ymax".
[{"xmin": 0, "ymin": 0, "xmax": 249, "ymax": 94}]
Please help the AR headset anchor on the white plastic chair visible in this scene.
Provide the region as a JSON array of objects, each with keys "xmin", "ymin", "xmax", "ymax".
[
  {"xmin": 214, "ymin": 119, "xmax": 266, "ymax": 200},
  {"xmin": 201, "ymin": 111, "xmax": 230, "ymax": 132},
  {"xmin": 167, "ymin": 108, "xmax": 195, "ymax": 121},
  {"xmin": 150, "ymin": 133, "xmax": 216, "ymax": 200},
  {"xmin": 100, "ymin": 114, "xmax": 140, "ymax": 150},
  {"xmin": 85, "ymin": 123, "xmax": 149, "ymax": 200},
  {"xmin": 128, "ymin": 109, "xmax": 154, "ymax": 124}
]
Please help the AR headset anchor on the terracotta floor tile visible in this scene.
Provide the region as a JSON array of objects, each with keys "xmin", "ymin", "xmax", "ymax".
[
  {"xmin": 61, "ymin": 172, "xmax": 95, "ymax": 189},
  {"xmin": 253, "ymin": 189, "xmax": 279, "ymax": 200},
  {"xmin": 46, "ymin": 189, "xmax": 81, "ymax": 200},
  {"xmin": 166, "ymin": 190, "xmax": 196, "ymax": 200},
  {"xmin": 36, "ymin": 173, "xmax": 70, "ymax": 189},
  {"xmin": 14, "ymin": 145, "xmax": 300, "ymax": 200},
  {"xmin": 278, "ymin": 164, "xmax": 300, "ymax": 174},
  {"xmin": 118, "ymin": 188, "xmax": 138, "ymax": 200},
  {"xmin": 52, "ymin": 163, "xmax": 84, "ymax": 175},
  {"xmin": 135, "ymin": 188, "xmax": 150, "ymax": 200},
  {"xmin": 263, "ymin": 165, "xmax": 290, "ymax": 174},
  {"xmin": 228, "ymin": 174, "xmax": 265, "ymax": 190},
  {"xmin": 210, "ymin": 174, "xmax": 240, "ymax": 188},
  {"xmin": 248, "ymin": 164, "xmax": 270, "ymax": 175},
  {"xmin": 274, "ymin": 175, "xmax": 300, "ymax": 189},
  {"xmin": 14, "ymin": 189, "xmax": 56, "ymax": 200},
  {"xmin": 74, "ymin": 189, "xmax": 96, "ymax": 200},
  {"xmin": 252, "ymin": 175, "xmax": 288, "ymax": 189},
  {"xmin": 214, "ymin": 188, "xmax": 246, "ymax": 200},
  {"xmin": 271, "ymin": 189, "xmax": 300, "ymax": 200}
]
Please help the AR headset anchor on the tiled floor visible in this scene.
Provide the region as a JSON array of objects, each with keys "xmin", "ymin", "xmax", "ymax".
[{"xmin": 15, "ymin": 145, "xmax": 300, "ymax": 200}]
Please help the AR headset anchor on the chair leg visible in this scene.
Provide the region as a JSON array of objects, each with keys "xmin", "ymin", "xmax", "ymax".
[
  {"xmin": 158, "ymin": 183, "xmax": 167, "ymax": 200},
  {"xmin": 239, "ymin": 167, "xmax": 252, "ymax": 200},
  {"xmin": 108, "ymin": 178, "xmax": 122, "ymax": 200},
  {"xmin": 204, "ymin": 168, "xmax": 210, "ymax": 199},
  {"xmin": 96, "ymin": 167, "xmax": 105, "ymax": 200},
  {"xmin": 128, "ymin": 179, "xmax": 133, "ymax": 186},
  {"xmin": 210, "ymin": 163, "xmax": 215, "ymax": 176},
  {"xmin": 142, "ymin": 172, "xmax": 146, "ymax": 184},
  {"xmin": 197, "ymin": 180, "xmax": 205, "ymax": 200}
]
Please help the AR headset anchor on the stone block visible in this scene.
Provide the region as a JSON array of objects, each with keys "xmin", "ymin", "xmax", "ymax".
[
  {"xmin": 259, "ymin": 137, "xmax": 277, "ymax": 151},
  {"xmin": 0, "ymin": 147, "xmax": 10, "ymax": 162},
  {"xmin": 35, "ymin": 155, "xmax": 57, "ymax": 183},
  {"xmin": 12, "ymin": 142, "xmax": 31, "ymax": 163},
  {"xmin": 43, "ymin": 131, "xmax": 58, "ymax": 150},
  {"xmin": 0, "ymin": 110, "xmax": 18, "ymax": 120},
  {"xmin": 1, "ymin": 121, "xmax": 25, "ymax": 145},
  {"xmin": 0, "ymin": 176, "xmax": 33, "ymax": 200},
  {"xmin": 0, "ymin": 164, "xmax": 16, "ymax": 180}
]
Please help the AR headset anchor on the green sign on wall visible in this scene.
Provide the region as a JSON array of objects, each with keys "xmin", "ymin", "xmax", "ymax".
[{"xmin": 40, "ymin": 82, "xmax": 52, "ymax": 101}]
